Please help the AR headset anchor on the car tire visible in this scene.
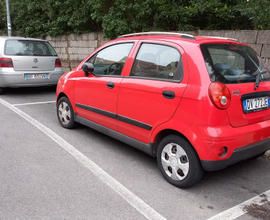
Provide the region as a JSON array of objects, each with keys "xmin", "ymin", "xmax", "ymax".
[
  {"xmin": 157, "ymin": 135, "xmax": 204, "ymax": 188},
  {"xmin": 0, "ymin": 87, "xmax": 4, "ymax": 94},
  {"xmin": 57, "ymin": 96, "xmax": 76, "ymax": 129}
]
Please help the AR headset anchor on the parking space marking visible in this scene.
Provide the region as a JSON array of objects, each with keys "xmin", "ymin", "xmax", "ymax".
[
  {"xmin": 13, "ymin": 100, "xmax": 55, "ymax": 106},
  {"xmin": 207, "ymin": 190, "xmax": 270, "ymax": 220},
  {"xmin": 0, "ymin": 98, "xmax": 166, "ymax": 220}
]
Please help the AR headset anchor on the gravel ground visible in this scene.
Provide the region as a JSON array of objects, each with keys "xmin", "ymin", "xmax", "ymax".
[{"xmin": 264, "ymin": 150, "xmax": 270, "ymax": 159}]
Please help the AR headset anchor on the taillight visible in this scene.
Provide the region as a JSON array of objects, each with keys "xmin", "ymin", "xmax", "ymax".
[
  {"xmin": 0, "ymin": 57, "xmax": 13, "ymax": 67},
  {"xmin": 55, "ymin": 58, "xmax": 62, "ymax": 67},
  {"xmin": 208, "ymin": 82, "xmax": 231, "ymax": 109}
]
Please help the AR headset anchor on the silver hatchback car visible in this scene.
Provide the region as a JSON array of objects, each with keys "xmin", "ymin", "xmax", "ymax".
[{"xmin": 0, "ymin": 36, "xmax": 63, "ymax": 93}]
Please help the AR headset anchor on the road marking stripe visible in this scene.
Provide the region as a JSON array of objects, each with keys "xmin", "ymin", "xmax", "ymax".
[
  {"xmin": 13, "ymin": 101, "xmax": 55, "ymax": 106},
  {"xmin": 207, "ymin": 190, "xmax": 270, "ymax": 220},
  {"xmin": 0, "ymin": 98, "xmax": 166, "ymax": 220}
]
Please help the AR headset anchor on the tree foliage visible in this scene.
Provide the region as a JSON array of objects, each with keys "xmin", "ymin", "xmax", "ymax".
[
  {"xmin": 0, "ymin": 0, "xmax": 98, "ymax": 37},
  {"xmin": 0, "ymin": 0, "xmax": 7, "ymax": 34},
  {"xmin": 89, "ymin": 0, "xmax": 253, "ymax": 38},
  {"xmin": 239, "ymin": 0, "xmax": 270, "ymax": 30},
  {"xmin": 0, "ymin": 0, "xmax": 268, "ymax": 39}
]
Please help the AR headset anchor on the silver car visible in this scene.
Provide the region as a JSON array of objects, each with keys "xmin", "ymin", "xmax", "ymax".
[{"xmin": 0, "ymin": 36, "xmax": 63, "ymax": 93}]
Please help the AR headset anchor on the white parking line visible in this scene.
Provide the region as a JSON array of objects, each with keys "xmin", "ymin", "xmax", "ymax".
[
  {"xmin": 207, "ymin": 190, "xmax": 270, "ymax": 220},
  {"xmin": 0, "ymin": 98, "xmax": 166, "ymax": 220},
  {"xmin": 13, "ymin": 100, "xmax": 55, "ymax": 106}
]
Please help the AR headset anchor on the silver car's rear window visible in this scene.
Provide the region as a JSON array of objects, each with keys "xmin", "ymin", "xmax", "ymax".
[
  {"xmin": 4, "ymin": 40, "xmax": 58, "ymax": 56},
  {"xmin": 200, "ymin": 43, "xmax": 270, "ymax": 84}
]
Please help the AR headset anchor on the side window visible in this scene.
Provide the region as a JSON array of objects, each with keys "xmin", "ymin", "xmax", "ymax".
[
  {"xmin": 88, "ymin": 43, "xmax": 133, "ymax": 76},
  {"xmin": 130, "ymin": 43, "xmax": 182, "ymax": 80}
]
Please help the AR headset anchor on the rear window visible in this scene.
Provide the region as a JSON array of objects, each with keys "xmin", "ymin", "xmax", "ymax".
[
  {"xmin": 200, "ymin": 43, "xmax": 270, "ymax": 84},
  {"xmin": 4, "ymin": 40, "xmax": 58, "ymax": 56}
]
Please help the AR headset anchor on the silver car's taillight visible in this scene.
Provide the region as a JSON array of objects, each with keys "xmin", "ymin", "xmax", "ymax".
[
  {"xmin": 55, "ymin": 58, "xmax": 62, "ymax": 68},
  {"xmin": 0, "ymin": 57, "xmax": 13, "ymax": 67}
]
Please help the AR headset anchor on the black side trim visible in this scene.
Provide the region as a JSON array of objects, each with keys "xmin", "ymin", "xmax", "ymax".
[
  {"xmin": 74, "ymin": 113, "xmax": 156, "ymax": 156},
  {"xmin": 117, "ymin": 115, "xmax": 152, "ymax": 131},
  {"xmin": 76, "ymin": 103, "xmax": 116, "ymax": 119},
  {"xmin": 76, "ymin": 103, "xmax": 152, "ymax": 130},
  {"xmin": 241, "ymin": 91, "xmax": 270, "ymax": 100},
  {"xmin": 201, "ymin": 138, "xmax": 270, "ymax": 171}
]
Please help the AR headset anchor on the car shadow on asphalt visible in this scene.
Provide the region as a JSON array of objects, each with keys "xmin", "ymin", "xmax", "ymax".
[
  {"xmin": 0, "ymin": 86, "xmax": 57, "ymax": 96},
  {"xmin": 68, "ymin": 123, "xmax": 270, "ymax": 192},
  {"xmin": 194, "ymin": 156, "xmax": 270, "ymax": 192}
]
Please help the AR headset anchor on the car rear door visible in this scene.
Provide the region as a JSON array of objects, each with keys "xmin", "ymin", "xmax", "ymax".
[
  {"xmin": 201, "ymin": 43, "xmax": 270, "ymax": 128},
  {"xmin": 5, "ymin": 39, "xmax": 57, "ymax": 71},
  {"xmin": 117, "ymin": 41, "xmax": 188, "ymax": 143},
  {"xmin": 221, "ymin": 48, "xmax": 270, "ymax": 128}
]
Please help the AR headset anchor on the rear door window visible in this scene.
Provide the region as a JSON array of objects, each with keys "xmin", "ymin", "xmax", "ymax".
[
  {"xmin": 200, "ymin": 44, "xmax": 270, "ymax": 84},
  {"xmin": 130, "ymin": 43, "xmax": 183, "ymax": 81},
  {"xmin": 5, "ymin": 40, "xmax": 57, "ymax": 56}
]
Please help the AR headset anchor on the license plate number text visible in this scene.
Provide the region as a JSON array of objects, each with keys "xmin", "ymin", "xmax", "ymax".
[
  {"xmin": 25, "ymin": 74, "xmax": 48, "ymax": 80},
  {"xmin": 243, "ymin": 96, "xmax": 270, "ymax": 113}
]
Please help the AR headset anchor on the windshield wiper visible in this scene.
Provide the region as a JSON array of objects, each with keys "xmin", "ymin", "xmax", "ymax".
[{"xmin": 254, "ymin": 70, "xmax": 267, "ymax": 90}]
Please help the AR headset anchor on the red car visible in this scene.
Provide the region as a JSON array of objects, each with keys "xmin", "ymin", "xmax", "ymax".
[{"xmin": 56, "ymin": 32, "xmax": 270, "ymax": 188}]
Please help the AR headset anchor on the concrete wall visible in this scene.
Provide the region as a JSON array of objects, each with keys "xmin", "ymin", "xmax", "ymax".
[
  {"xmin": 45, "ymin": 30, "xmax": 270, "ymax": 73},
  {"xmin": 45, "ymin": 32, "xmax": 109, "ymax": 73},
  {"xmin": 194, "ymin": 30, "xmax": 270, "ymax": 67}
]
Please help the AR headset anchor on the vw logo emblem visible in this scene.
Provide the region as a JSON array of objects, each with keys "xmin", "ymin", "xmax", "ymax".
[{"xmin": 33, "ymin": 58, "xmax": 38, "ymax": 63}]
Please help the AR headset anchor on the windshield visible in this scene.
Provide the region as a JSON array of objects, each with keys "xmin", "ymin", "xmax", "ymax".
[
  {"xmin": 4, "ymin": 40, "xmax": 58, "ymax": 56},
  {"xmin": 200, "ymin": 43, "xmax": 270, "ymax": 84}
]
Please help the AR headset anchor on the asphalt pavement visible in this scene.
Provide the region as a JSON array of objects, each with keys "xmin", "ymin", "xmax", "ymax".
[{"xmin": 0, "ymin": 87, "xmax": 269, "ymax": 220}]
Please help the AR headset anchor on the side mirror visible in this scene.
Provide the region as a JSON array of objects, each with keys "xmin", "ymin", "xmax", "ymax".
[{"xmin": 82, "ymin": 63, "xmax": 94, "ymax": 77}]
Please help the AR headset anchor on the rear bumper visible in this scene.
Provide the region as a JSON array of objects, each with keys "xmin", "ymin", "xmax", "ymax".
[
  {"xmin": 184, "ymin": 120, "xmax": 270, "ymax": 171},
  {"xmin": 201, "ymin": 138, "xmax": 270, "ymax": 171},
  {"xmin": 0, "ymin": 68, "xmax": 63, "ymax": 87}
]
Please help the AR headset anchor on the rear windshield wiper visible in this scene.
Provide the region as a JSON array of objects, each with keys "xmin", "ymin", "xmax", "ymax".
[{"xmin": 254, "ymin": 70, "xmax": 267, "ymax": 90}]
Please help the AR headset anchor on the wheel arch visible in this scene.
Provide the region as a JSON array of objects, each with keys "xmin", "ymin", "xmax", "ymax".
[
  {"xmin": 57, "ymin": 92, "xmax": 68, "ymax": 103},
  {"xmin": 152, "ymin": 129, "xmax": 201, "ymax": 160}
]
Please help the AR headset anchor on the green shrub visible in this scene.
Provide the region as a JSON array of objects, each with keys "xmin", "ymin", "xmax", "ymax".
[{"xmin": 0, "ymin": 0, "xmax": 268, "ymax": 38}]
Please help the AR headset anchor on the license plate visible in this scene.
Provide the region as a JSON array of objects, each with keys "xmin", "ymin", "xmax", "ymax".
[
  {"xmin": 25, "ymin": 74, "xmax": 48, "ymax": 80},
  {"xmin": 243, "ymin": 96, "xmax": 270, "ymax": 113}
]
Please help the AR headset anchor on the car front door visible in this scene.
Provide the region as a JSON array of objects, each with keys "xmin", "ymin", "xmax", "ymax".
[
  {"xmin": 74, "ymin": 42, "xmax": 134, "ymax": 131},
  {"xmin": 117, "ymin": 42, "xmax": 188, "ymax": 143}
]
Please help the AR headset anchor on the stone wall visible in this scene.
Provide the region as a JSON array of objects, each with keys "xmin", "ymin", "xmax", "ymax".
[
  {"xmin": 194, "ymin": 30, "xmax": 270, "ymax": 67},
  {"xmin": 45, "ymin": 30, "xmax": 270, "ymax": 73},
  {"xmin": 45, "ymin": 32, "xmax": 109, "ymax": 73}
]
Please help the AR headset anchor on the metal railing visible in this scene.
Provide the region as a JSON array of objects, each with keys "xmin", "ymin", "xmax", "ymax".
[
  {"xmin": 117, "ymin": 31, "xmax": 196, "ymax": 40},
  {"xmin": 118, "ymin": 32, "xmax": 240, "ymax": 42},
  {"xmin": 199, "ymin": 36, "xmax": 239, "ymax": 41}
]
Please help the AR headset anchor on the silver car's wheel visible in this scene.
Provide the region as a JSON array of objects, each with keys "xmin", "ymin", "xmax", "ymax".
[
  {"xmin": 157, "ymin": 135, "xmax": 204, "ymax": 188},
  {"xmin": 57, "ymin": 97, "xmax": 75, "ymax": 129}
]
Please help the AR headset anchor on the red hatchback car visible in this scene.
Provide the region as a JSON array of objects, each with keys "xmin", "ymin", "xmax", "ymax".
[{"xmin": 56, "ymin": 32, "xmax": 270, "ymax": 188}]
